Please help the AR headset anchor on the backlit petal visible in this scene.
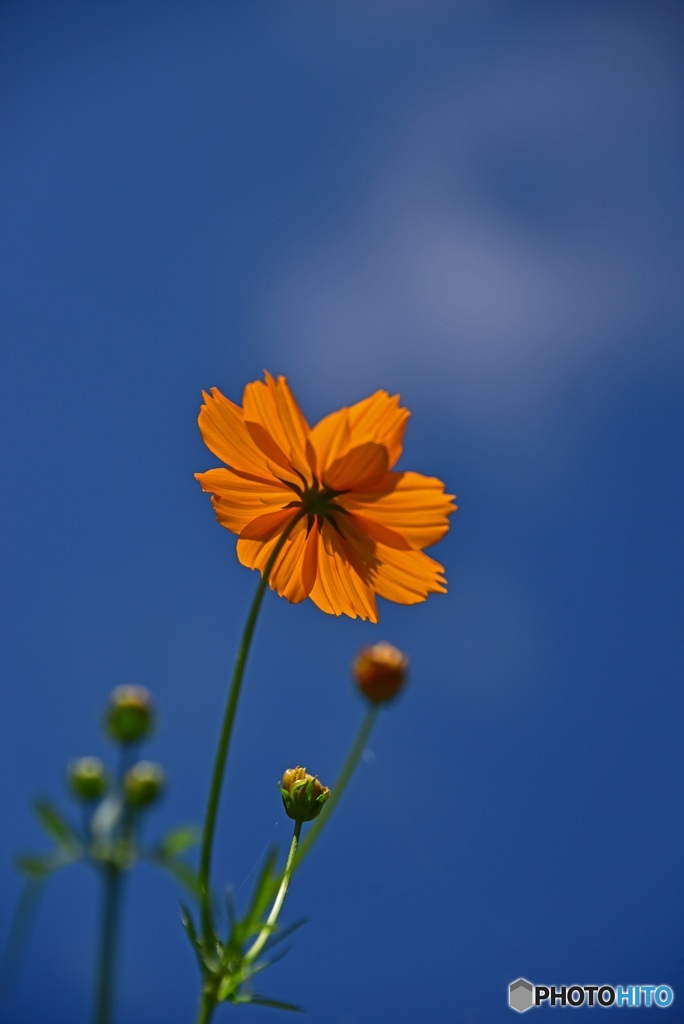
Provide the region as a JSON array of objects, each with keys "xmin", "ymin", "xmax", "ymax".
[
  {"xmin": 308, "ymin": 523, "xmax": 377, "ymax": 621},
  {"xmin": 306, "ymin": 407, "xmax": 351, "ymax": 480},
  {"xmin": 323, "ymin": 442, "xmax": 388, "ymax": 492},
  {"xmin": 198, "ymin": 389, "xmax": 278, "ymax": 481},
  {"xmin": 336, "ymin": 514, "xmax": 444, "ymax": 606},
  {"xmin": 370, "ymin": 543, "xmax": 448, "ymax": 604},
  {"xmin": 236, "ymin": 516, "xmax": 318, "ymax": 603},
  {"xmin": 243, "ymin": 372, "xmax": 310, "ymax": 480},
  {"xmin": 347, "ymin": 390, "xmax": 410, "ymax": 468},
  {"xmin": 268, "ymin": 520, "xmax": 316, "ymax": 602},
  {"xmin": 239, "ymin": 508, "xmax": 297, "ymax": 542},
  {"xmin": 340, "ymin": 471, "xmax": 456, "ymax": 549},
  {"xmin": 195, "ymin": 468, "xmax": 293, "ymax": 536}
]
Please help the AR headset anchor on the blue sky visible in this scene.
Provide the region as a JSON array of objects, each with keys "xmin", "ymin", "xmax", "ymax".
[{"xmin": 1, "ymin": 2, "xmax": 683, "ymax": 1022}]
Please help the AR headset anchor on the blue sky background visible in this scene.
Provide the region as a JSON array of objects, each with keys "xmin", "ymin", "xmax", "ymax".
[{"xmin": 1, "ymin": 1, "xmax": 683, "ymax": 1022}]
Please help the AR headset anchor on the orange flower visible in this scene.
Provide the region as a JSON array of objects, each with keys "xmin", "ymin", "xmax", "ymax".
[{"xmin": 195, "ymin": 372, "xmax": 456, "ymax": 622}]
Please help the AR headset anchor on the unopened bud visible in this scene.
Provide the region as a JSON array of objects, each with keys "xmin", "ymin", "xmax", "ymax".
[
  {"xmin": 123, "ymin": 761, "xmax": 164, "ymax": 808},
  {"xmin": 68, "ymin": 757, "xmax": 108, "ymax": 802},
  {"xmin": 279, "ymin": 766, "xmax": 330, "ymax": 822},
  {"xmin": 352, "ymin": 642, "xmax": 409, "ymax": 704},
  {"xmin": 105, "ymin": 685, "xmax": 154, "ymax": 743}
]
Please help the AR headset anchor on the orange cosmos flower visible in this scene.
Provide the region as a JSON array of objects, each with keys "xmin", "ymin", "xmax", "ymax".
[{"xmin": 195, "ymin": 372, "xmax": 456, "ymax": 623}]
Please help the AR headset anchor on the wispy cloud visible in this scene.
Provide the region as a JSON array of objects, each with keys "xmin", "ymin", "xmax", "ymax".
[{"xmin": 260, "ymin": 6, "xmax": 683, "ymax": 433}]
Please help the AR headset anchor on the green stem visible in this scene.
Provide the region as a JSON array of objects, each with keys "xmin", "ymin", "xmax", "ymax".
[
  {"xmin": 244, "ymin": 819, "xmax": 302, "ymax": 966},
  {"xmin": 195, "ymin": 982, "xmax": 218, "ymax": 1024},
  {"xmin": 251, "ymin": 705, "xmax": 379, "ymax": 947},
  {"xmin": 295, "ymin": 705, "xmax": 378, "ymax": 869},
  {"xmin": 198, "ymin": 513, "xmax": 304, "ymax": 943},
  {"xmin": 94, "ymin": 864, "xmax": 123, "ymax": 1024}
]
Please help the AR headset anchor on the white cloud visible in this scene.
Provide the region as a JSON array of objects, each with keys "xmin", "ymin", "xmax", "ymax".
[{"xmin": 260, "ymin": 6, "xmax": 683, "ymax": 434}]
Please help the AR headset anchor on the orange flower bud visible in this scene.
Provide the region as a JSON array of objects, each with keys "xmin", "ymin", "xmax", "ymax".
[
  {"xmin": 352, "ymin": 642, "xmax": 409, "ymax": 704},
  {"xmin": 279, "ymin": 766, "xmax": 330, "ymax": 822}
]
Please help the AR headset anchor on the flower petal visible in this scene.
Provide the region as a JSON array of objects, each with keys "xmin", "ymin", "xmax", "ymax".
[
  {"xmin": 327, "ymin": 527, "xmax": 379, "ymax": 622},
  {"xmin": 305, "ymin": 408, "xmax": 351, "ymax": 480},
  {"xmin": 195, "ymin": 468, "xmax": 293, "ymax": 536},
  {"xmin": 347, "ymin": 391, "xmax": 410, "ymax": 468},
  {"xmin": 268, "ymin": 520, "xmax": 318, "ymax": 603},
  {"xmin": 242, "ymin": 372, "xmax": 311, "ymax": 480},
  {"xmin": 197, "ymin": 388, "xmax": 280, "ymax": 481},
  {"xmin": 340, "ymin": 471, "xmax": 456, "ymax": 549},
  {"xmin": 307, "ymin": 390, "xmax": 410, "ymax": 480},
  {"xmin": 308, "ymin": 522, "xmax": 378, "ymax": 622},
  {"xmin": 323, "ymin": 442, "xmax": 388, "ymax": 492},
  {"xmin": 370, "ymin": 543, "xmax": 448, "ymax": 604},
  {"xmin": 236, "ymin": 516, "xmax": 315, "ymax": 603},
  {"xmin": 239, "ymin": 508, "xmax": 297, "ymax": 541}
]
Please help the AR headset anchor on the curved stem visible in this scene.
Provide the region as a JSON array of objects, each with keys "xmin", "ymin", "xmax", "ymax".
[
  {"xmin": 94, "ymin": 864, "xmax": 123, "ymax": 1024},
  {"xmin": 295, "ymin": 705, "xmax": 378, "ymax": 869},
  {"xmin": 244, "ymin": 819, "xmax": 302, "ymax": 966},
  {"xmin": 198, "ymin": 513, "xmax": 304, "ymax": 942}
]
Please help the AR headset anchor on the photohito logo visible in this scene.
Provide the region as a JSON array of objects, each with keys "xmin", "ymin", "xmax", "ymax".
[{"xmin": 508, "ymin": 979, "xmax": 675, "ymax": 1012}]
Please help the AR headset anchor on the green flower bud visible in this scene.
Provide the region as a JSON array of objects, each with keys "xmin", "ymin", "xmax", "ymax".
[
  {"xmin": 352, "ymin": 642, "xmax": 409, "ymax": 704},
  {"xmin": 123, "ymin": 761, "xmax": 164, "ymax": 808},
  {"xmin": 279, "ymin": 766, "xmax": 330, "ymax": 823},
  {"xmin": 68, "ymin": 757, "xmax": 108, "ymax": 802},
  {"xmin": 105, "ymin": 685, "xmax": 154, "ymax": 744}
]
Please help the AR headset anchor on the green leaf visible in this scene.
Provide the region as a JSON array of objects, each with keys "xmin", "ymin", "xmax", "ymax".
[
  {"xmin": 14, "ymin": 854, "xmax": 61, "ymax": 879},
  {"xmin": 233, "ymin": 848, "xmax": 279, "ymax": 946},
  {"xmin": 261, "ymin": 917, "xmax": 307, "ymax": 955},
  {"xmin": 236, "ymin": 993, "xmax": 303, "ymax": 1012},
  {"xmin": 180, "ymin": 902, "xmax": 199, "ymax": 944},
  {"xmin": 217, "ymin": 971, "xmax": 243, "ymax": 1002},
  {"xmin": 179, "ymin": 901, "xmax": 206, "ymax": 970},
  {"xmin": 32, "ymin": 801, "xmax": 80, "ymax": 852},
  {"xmin": 153, "ymin": 855, "xmax": 202, "ymax": 898},
  {"xmin": 156, "ymin": 825, "xmax": 199, "ymax": 858}
]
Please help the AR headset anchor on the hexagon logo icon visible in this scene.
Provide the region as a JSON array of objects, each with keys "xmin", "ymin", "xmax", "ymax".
[{"xmin": 509, "ymin": 978, "xmax": 535, "ymax": 1013}]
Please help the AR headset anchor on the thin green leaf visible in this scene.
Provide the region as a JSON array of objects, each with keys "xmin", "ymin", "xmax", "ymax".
[
  {"xmin": 153, "ymin": 855, "xmax": 202, "ymax": 898},
  {"xmin": 32, "ymin": 800, "xmax": 80, "ymax": 852},
  {"xmin": 237, "ymin": 993, "xmax": 303, "ymax": 1012},
  {"xmin": 233, "ymin": 848, "xmax": 279, "ymax": 946},
  {"xmin": 261, "ymin": 917, "xmax": 307, "ymax": 954},
  {"xmin": 14, "ymin": 854, "xmax": 61, "ymax": 879},
  {"xmin": 179, "ymin": 901, "xmax": 206, "ymax": 972},
  {"xmin": 156, "ymin": 825, "xmax": 199, "ymax": 858}
]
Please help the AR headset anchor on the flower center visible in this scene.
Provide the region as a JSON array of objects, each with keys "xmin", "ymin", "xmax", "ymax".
[{"xmin": 282, "ymin": 472, "xmax": 348, "ymax": 534}]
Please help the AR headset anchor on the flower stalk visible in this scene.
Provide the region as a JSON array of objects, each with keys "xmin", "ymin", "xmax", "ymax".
[
  {"xmin": 197, "ymin": 511, "xmax": 305, "ymax": 943},
  {"xmin": 94, "ymin": 863, "xmax": 123, "ymax": 1024},
  {"xmin": 243, "ymin": 818, "xmax": 302, "ymax": 968}
]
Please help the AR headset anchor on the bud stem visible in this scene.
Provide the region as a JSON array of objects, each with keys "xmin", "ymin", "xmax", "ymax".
[
  {"xmin": 243, "ymin": 818, "xmax": 302, "ymax": 967},
  {"xmin": 256, "ymin": 704, "xmax": 379, "ymax": 922},
  {"xmin": 197, "ymin": 511, "xmax": 305, "ymax": 944}
]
